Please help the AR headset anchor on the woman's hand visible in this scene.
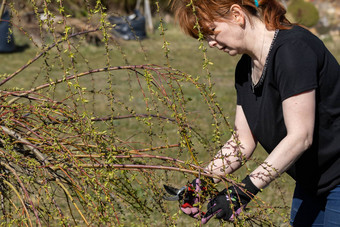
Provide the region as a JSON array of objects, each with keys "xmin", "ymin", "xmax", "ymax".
[{"xmin": 202, "ymin": 176, "xmax": 259, "ymax": 224}]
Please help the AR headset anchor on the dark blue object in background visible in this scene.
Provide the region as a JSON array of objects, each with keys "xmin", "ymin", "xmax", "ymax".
[
  {"xmin": 108, "ymin": 10, "xmax": 147, "ymax": 40},
  {"xmin": 0, "ymin": 10, "xmax": 16, "ymax": 53}
]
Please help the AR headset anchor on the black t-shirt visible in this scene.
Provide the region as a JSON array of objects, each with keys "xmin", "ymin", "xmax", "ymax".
[{"xmin": 235, "ymin": 26, "xmax": 340, "ymax": 196}]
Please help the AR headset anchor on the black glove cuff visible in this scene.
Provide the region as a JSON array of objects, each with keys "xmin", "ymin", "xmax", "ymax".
[
  {"xmin": 218, "ymin": 176, "xmax": 260, "ymax": 206},
  {"xmin": 241, "ymin": 175, "xmax": 260, "ymax": 197}
]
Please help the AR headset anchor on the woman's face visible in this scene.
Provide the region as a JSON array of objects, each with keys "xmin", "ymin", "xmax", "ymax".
[{"xmin": 206, "ymin": 20, "xmax": 245, "ymax": 56}]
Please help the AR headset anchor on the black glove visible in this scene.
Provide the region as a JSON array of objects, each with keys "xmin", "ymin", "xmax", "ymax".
[
  {"xmin": 180, "ymin": 177, "xmax": 214, "ymax": 219},
  {"xmin": 202, "ymin": 175, "xmax": 259, "ymax": 224}
]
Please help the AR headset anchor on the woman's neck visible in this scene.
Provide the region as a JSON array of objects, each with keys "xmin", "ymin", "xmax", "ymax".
[{"xmin": 245, "ymin": 20, "xmax": 277, "ymax": 84}]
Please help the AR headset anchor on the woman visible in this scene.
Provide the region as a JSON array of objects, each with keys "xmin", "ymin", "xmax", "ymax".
[{"xmin": 172, "ymin": 0, "xmax": 340, "ymax": 225}]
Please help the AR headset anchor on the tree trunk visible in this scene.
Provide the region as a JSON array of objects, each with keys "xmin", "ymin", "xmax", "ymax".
[
  {"xmin": 144, "ymin": 0, "xmax": 153, "ymax": 33},
  {"xmin": 135, "ymin": 0, "xmax": 142, "ymax": 10},
  {"xmin": 0, "ymin": 0, "xmax": 7, "ymax": 20}
]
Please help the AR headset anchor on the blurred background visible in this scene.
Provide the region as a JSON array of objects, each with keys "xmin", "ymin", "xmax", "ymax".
[{"xmin": 1, "ymin": 0, "xmax": 339, "ymax": 52}]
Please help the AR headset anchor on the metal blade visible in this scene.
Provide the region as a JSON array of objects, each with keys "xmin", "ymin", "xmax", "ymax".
[
  {"xmin": 163, "ymin": 185, "xmax": 181, "ymax": 196},
  {"xmin": 163, "ymin": 195, "xmax": 181, "ymax": 201},
  {"xmin": 163, "ymin": 185, "xmax": 186, "ymax": 201}
]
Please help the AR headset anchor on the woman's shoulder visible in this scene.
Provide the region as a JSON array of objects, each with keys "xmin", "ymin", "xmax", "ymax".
[
  {"xmin": 273, "ymin": 25, "xmax": 327, "ymax": 58},
  {"xmin": 276, "ymin": 25, "xmax": 323, "ymax": 47},
  {"xmin": 279, "ymin": 25, "xmax": 312, "ymax": 36}
]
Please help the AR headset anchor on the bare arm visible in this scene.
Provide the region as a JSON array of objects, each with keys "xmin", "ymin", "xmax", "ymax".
[
  {"xmin": 205, "ymin": 105, "xmax": 257, "ymax": 182},
  {"xmin": 250, "ymin": 90, "xmax": 316, "ymax": 189}
]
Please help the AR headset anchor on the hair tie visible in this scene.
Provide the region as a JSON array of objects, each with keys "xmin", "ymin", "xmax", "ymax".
[{"xmin": 254, "ymin": 0, "xmax": 259, "ymax": 7}]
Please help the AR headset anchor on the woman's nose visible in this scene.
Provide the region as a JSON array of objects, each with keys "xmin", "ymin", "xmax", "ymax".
[{"xmin": 208, "ymin": 40, "xmax": 217, "ymax": 48}]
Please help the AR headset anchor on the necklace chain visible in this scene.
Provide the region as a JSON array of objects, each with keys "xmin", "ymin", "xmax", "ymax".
[{"xmin": 252, "ymin": 29, "xmax": 279, "ymax": 93}]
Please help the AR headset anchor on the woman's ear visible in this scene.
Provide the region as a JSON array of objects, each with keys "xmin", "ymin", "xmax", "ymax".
[{"xmin": 229, "ymin": 4, "xmax": 245, "ymax": 28}]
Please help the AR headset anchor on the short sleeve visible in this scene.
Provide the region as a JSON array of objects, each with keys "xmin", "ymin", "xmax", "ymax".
[
  {"xmin": 236, "ymin": 86, "xmax": 241, "ymax": 105},
  {"xmin": 274, "ymin": 41, "xmax": 318, "ymax": 101},
  {"xmin": 235, "ymin": 55, "xmax": 251, "ymax": 105}
]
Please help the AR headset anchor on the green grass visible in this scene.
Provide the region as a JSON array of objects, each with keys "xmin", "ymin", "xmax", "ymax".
[{"xmin": 2, "ymin": 19, "xmax": 340, "ymax": 226}]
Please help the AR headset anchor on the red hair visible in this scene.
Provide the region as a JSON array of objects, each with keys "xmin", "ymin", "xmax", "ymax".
[{"xmin": 172, "ymin": 0, "xmax": 292, "ymax": 39}]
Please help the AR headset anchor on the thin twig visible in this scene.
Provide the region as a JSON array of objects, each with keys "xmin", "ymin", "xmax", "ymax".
[
  {"xmin": 2, "ymin": 179, "xmax": 33, "ymax": 227},
  {"xmin": 0, "ymin": 29, "xmax": 100, "ymax": 88},
  {"xmin": 66, "ymin": 163, "xmax": 235, "ymax": 183},
  {"xmin": 0, "ymin": 162, "xmax": 41, "ymax": 226},
  {"xmin": 1, "ymin": 126, "xmax": 47, "ymax": 163}
]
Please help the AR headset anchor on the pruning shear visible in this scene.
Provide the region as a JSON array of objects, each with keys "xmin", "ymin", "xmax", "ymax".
[
  {"xmin": 163, "ymin": 183, "xmax": 207, "ymax": 219},
  {"xmin": 163, "ymin": 185, "xmax": 187, "ymax": 201}
]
